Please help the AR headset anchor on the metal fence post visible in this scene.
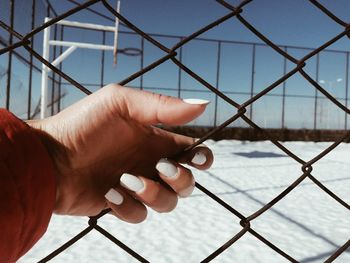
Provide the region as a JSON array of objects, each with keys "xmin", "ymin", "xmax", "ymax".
[
  {"xmin": 51, "ymin": 24, "xmax": 58, "ymax": 116},
  {"xmin": 100, "ymin": 31, "xmax": 106, "ymax": 88},
  {"xmin": 27, "ymin": 0, "xmax": 36, "ymax": 119},
  {"xmin": 249, "ymin": 44, "xmax": 256, "ymax": 121},
  {"xmin": 281, "ymin": 47, "xmax": 287, "ymax": 129},
  {"xmin": 345, "ymin": 52, "xmax": 349, "ymax": 130},
  {"xmin": 40, "ymin": 17, "xmax": 51, "ymax": 119},
  {"xmin": 5, "ymin": 0, "xmax": 15, "ymax": 110},
  {"xmin": 177, "ymin": 38, "xmax": 183, "ymax": 98},
  {"xmin": 214, "ymin": 41, "xmax": 221, "ymax": 127},
  {"xmin": 58, "ymin": 25, "xmax": 64, "ymax": 113},
  {"xmin": 314, "ymin": 53, "xmax": 320, "ymax": 130},
  {"xmin": 140, "ymin": 37, "xmax": 144, "ymax": 90}
]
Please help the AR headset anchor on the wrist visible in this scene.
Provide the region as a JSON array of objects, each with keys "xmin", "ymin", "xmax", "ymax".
[{"xmin": 26, "ymin": 119, "xmax": 65, "ymax": 210}]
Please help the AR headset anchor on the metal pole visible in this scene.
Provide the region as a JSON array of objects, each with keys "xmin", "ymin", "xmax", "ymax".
[
  {"xmin": 51, "ymin": 24, "xmax": 58, "ymax": 116},
  {"xmin": 140, "ymin": 37, "xmax": 144, "ymax": 90},
  {"xmin": 56, "ymin": 19, "xmax": 116, "ymax": 32},
  {"xmin": 41, "ymin": 17, "xmax": 51, "ymax": 119},
  {"xmin": 214, "ymin": 41, "xmax": 221, "ymax": 127},
  {"xmin": 345, "ymin": 52, "xmax": 349, "ymax": 129},
  {"xmin": 49, "ymin": 40, "xmax": 115, "ymax": 50},
  {"xmin": 46, "ymin": 1, "xmax": 50, "ymax": 16},
  {"xmin": 58, "ymin": 25, "xmax": 64, "ymax": 112},
  {"xmin": 314, "ymin": 53, "xmax": 320, "ymax": 130},
  {"xmin": 5, "ymin": 0, "xmax": 15, "ymax": 110},
  {"xmin": 177, "ymin": 39, "xmax": 183, "ymax": 98},
  {"xmin": 50, "ymin": 46, "xmax": 77, "ymax": 69},
  {"xmin": 27, "ymin": 0, "xmax": 36, "ymax": 119},
  {"xmin": 250, "ymin": 44, "xmax": 256, "ymax": 121},
  {"xmin": 100, "ymin": 31, "xmax": 106, "ymax": 88},
  {"xmin": 281, "ymin": 47, "xmax": 287, "ymax": 128}
]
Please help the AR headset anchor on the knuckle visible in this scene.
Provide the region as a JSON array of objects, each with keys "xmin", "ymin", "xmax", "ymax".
[{"xmin": 153, "ymin": 93, "xmax": 170, "ymax": 123}]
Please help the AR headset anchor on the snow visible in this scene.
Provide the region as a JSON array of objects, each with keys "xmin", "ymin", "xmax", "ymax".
[{"xmin": 19, "ymin": 140, "xmax": 350, "ymax": 263}]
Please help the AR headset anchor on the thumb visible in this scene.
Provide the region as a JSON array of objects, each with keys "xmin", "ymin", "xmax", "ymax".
[{"xmin": 107, "ymin": 84, "xmax": 209, "ymax": 125}]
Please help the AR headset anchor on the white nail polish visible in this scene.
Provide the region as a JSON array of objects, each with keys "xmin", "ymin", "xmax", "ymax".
[
  {"xmin": 120, "ymin": 173, "xmax": 144, "ymax": 192},
  {"xmin": 183, "ymin": 98, "xmax": 210, "ymax": 105},
  {"xmin": 105, "ymin": 188, "xmax": 123, "ymax": 205},
  {"xmin": 156, "ymin": 158, "xmax": 178, "ymax": 178},
  {"xmin": 192, "ymin": 152, "xmax": 207, "ymax": 165}
]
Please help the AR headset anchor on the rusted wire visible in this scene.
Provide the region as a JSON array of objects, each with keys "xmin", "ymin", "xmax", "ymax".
[{"xmin": 0, "ymin": 0, "xmax": 349, "ymax": 262}]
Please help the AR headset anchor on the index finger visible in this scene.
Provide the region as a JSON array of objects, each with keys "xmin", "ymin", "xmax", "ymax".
[
  {"xmin": 148, "ymin": 127, "xmax": 213, "ymax": 170},
  {"xmin": 175, "ymin": 144, "xmax": 214, "ymax": 170}
]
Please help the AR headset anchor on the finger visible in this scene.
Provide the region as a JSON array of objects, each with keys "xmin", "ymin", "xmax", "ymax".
[
  {"xmin": 120, "ymin": 173, "xmax": 178, "ymax": 213},
  {"xmin": 156, "ymin": 159, "xmax": 195, "ymax": 198},
  {"xmin": 105, "ymin": 84, "xmax": 209, "ymax": 125},
  {"xmin": 178, "ymin": 145, "xmax": 214, "ymax": 170},
  {"xmin": 105, "ymin": 187, "xmax": 147, "ymax": 224},
  {"xmin": 141, "ymin": 127, "xmax": 195, "ymax": 161},
  {"xmin": 137, "ymin": 128, "xmax": 213, "ymax": 172}
]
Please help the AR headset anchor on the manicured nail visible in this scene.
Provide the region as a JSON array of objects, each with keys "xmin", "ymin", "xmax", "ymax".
[
  {"xmin": 183, "ymin": 98, "xmax": 210, "ymax": 105},
  {"xmin": 192, "ymin": 152, "xmax": 207, "ymax": 165},
  {"xmin": 156, "ymin": 158, "xmax": 178, "ymax": 178},
  {"xmin": 120, "ymin": 173, "xmax": 144, "ymax": 192},
  {"xmin": 105, "ymin": 188, "xmax": 123, "ymax": 205}
]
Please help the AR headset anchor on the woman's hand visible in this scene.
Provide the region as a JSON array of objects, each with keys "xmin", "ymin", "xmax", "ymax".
[{"xmin": 27, "ymin": 84, "xmax": 213, "ymax": 223}]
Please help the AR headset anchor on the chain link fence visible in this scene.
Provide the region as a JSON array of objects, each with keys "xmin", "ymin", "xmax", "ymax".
[{"xmin": 0, "ymin": 0, "xmax": 349, "ymax": 262}]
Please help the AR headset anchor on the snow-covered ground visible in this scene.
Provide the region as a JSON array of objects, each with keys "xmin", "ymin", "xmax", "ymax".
[{"xmin": 19, "ymin": 140, "xmax": 350, "ymax": 263}]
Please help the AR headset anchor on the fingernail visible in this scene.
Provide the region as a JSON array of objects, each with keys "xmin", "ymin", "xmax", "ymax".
[
  {"xmin": 120, "ymin": 173, "xmax": 144, "ymax": 193},
  {"xmin": 192, "ymin": 152, "xmax": 207, "ymax": 165},
  {"xmin": 105, "ymin": 188, "xmax": 123, "ymax": 205},
  {"xmin": 156, "ymin": 158, "xmax": 178, "ymax": 178},
  {"xmin": 183, "ymin": 98, "xmax": 210, "ymax": 105}
]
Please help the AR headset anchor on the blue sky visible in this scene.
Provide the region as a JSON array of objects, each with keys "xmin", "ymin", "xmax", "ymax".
[
  {"xmin": 48, "ymin": 0, "xmax": 350, "ymax": 50},
  {"xmin": 1, "ymin": 0, "xmax": 350, "ymax": 129}
]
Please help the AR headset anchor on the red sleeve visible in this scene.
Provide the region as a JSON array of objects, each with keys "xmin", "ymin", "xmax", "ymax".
[{"xmin": 0, "ymin": 109, "xmax": 56, "ymax": 262}]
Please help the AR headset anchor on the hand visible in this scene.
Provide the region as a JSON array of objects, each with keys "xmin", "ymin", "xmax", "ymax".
[{"xmin": 27, "ymin": 84, "xmax": 213, "ymax": 223}]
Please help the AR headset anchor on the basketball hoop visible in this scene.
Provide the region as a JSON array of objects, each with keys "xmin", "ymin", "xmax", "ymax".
[{"xmin": 40, "ymin": 1, "xmax": 128, "ymax": 119}]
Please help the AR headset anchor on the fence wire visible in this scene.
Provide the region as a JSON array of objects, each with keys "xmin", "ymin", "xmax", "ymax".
[{"xmin": 1, "ymin": 0, "xmax": 350, "ymax": 262}]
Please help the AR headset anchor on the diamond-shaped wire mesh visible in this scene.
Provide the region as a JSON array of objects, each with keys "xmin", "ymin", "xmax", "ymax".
[{"xmin": 0, "ymin": 0, "xmax": 349, "ymax": 262}]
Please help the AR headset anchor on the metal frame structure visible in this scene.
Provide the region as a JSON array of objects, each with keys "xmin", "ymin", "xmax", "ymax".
[{"xmin": 40, "ymin": 1, "xmax": 120, "ymax": 118}]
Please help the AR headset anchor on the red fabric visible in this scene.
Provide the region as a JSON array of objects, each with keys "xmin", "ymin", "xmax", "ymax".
[{"xmin": 0, "ymin": 109, "xmax": 56, "ymax": 262}]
